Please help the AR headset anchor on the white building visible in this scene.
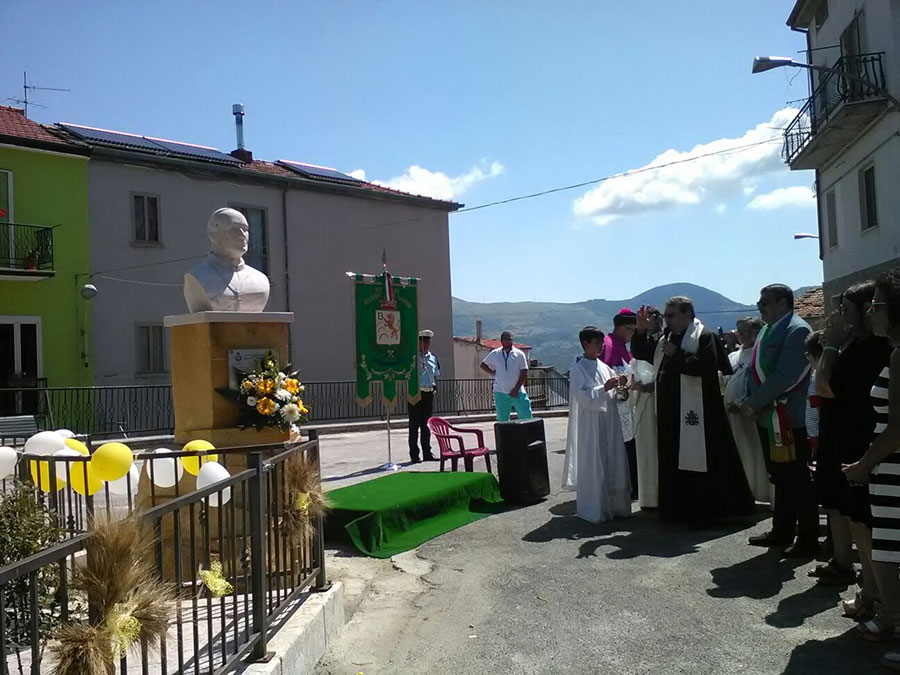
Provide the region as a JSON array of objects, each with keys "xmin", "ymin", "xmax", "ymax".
[{"xmin": 785, "ymin": 1, "xmax": 900, "ymax": 305}]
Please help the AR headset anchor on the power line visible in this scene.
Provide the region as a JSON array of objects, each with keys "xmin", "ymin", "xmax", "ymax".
[
  {"xmin": 300, "ymin": 135, "xmax": 784, "ymax": 238},
  {"xmin": 96, "ymin": 274, "xmax": 182, "ymax": 287}
]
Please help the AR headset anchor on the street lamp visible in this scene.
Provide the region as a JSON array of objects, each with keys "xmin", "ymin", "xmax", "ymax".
[
  {"xmin": 751, "ymin": 56, "xmax": 900, "ymax": 111},
  {"xmin": 793, "ymin": 233, "xmax": 819, "ymax": 240}
]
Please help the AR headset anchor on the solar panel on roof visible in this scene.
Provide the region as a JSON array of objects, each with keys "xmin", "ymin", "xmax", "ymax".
[
  {"xmin": 277, "ymin": 160, "xmax": 363, "ymax": 183},
  {"xmin": 60, "ymin": 124, "xmax": 168, "ymax": 153},
  {"xmin": 149, "ymin": 138, "xmax": 241, "ymax": 164},
  {"xmin": 59, "ymin": 124, "xmax": 241, "ymax": 165}
]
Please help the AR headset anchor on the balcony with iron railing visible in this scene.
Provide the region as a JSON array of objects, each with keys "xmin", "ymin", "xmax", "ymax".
[
  {"xmin": 784, "ymin": 52, "xmax": 890, "ymax": 169},
  {"xmin": 0, "ymin": 221, "xmax": 55, "ymax": 280}
]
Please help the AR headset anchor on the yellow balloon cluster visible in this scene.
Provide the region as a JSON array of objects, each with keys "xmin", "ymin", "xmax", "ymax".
[
  {"xmin": 182, "ymin": 440, "xmax": 217, "ymax": 476},
  {"xmin": 28, "ymin": 434, "xmax": 136, "ymax": 496}
]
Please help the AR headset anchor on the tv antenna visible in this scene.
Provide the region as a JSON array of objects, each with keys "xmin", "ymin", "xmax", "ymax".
[{"xmin": 4, "ymin": 72, "xmax": 70, "ymax": 118}]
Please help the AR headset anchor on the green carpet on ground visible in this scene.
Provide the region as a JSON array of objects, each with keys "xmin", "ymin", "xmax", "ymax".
[{"xmin": 324, "ymin": 471, "xmax": 506, "ymax": 558}]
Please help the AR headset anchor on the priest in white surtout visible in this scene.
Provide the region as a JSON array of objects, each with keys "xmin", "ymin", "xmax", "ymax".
[{"xmin": 563, "ymin": 326, "xmax": 632, "ymax": 523}]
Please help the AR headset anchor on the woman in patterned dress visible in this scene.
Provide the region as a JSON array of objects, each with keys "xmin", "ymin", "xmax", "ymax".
[{"xmin": 843, "ymin": 268, "xmax": 900, "ymax": 665}]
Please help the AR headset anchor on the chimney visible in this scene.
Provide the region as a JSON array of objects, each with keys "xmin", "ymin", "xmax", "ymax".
[
  {"xmin": 230, "ymin": 103, "xmax": 253, "ymax": 162},
  {"xmin": 475, "ymin": 319, "xmax": 483, "ymax": 344}
]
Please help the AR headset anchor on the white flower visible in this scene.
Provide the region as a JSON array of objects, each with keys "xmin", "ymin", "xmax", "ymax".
[
  {"xmin": 280, "ymin": 403, "xmax": 301, "ymax": 423},
  {"xmin": 246, "ymin": 396, "xmax": 258, "ymax": 407},
  {"xmin": 276, "ymin": 372, "xmax": 286, "ymax": 386},
  {"xmin": 275, "ymin": 388, "xmax": 291, "ymax": 402}
]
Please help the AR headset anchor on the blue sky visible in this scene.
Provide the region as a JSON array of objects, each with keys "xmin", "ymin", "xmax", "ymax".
[{"xmin": 3, "ymin": 1, "xmax": 817, "ymax": 305}]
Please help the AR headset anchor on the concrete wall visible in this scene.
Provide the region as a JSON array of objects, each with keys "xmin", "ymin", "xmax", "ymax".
[
  {"xmin": 0, "ymin": 144, "xmax": 92, "ymax": 386},
  {"xmin": 804, "ymin": 1, "xmax": 900, "ymax": 302},
  {"xmin": 87, "ymin": 159, "xmax": 455, "ymax": 384},
  {"xmin": 285, "ymin": 188, "xmax": 454, "ymax": 381}
]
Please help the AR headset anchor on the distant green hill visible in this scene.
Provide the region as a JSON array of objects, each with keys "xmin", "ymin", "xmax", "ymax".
[{"xmin": 452, "ymin": 283, "xmax": 759, "ymax": 370}]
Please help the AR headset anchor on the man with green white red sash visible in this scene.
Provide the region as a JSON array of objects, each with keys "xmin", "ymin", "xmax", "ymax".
[{"xmin": 741, "ymin": 284, "xmax": 815, "ymax": 557}]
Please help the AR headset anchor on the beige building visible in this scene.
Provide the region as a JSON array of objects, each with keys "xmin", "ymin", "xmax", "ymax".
[{"xmin": 59, "ymin": 115, "xmax": 459, "ymax": 384}]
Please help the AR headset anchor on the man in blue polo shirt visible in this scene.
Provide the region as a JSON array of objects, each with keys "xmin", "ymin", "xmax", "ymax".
[{"xmin": 408, "ymin": 329, "xmax": 441, "ymax": 463}]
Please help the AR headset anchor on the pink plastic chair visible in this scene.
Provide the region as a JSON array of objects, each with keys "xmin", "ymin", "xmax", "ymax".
[{"xmin": 426, "ymin": 417, "xmax": 492, "ymax": 473}]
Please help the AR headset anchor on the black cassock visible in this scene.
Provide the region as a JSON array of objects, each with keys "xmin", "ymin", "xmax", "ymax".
[{"xmin": 632, "ymin": 328, "xmax": 754, "ymax": 524}]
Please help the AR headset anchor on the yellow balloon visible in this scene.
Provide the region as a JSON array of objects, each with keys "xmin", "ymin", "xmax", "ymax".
[
  {"xmin": 29, "ymin": 460, "xmax": 64, "ymax": 493},
  {"xmin": 92, "ymin": 442, "xmax": 133, "ymax": 482},
  {"xmin": 68, "ymin": 460, "xmax": 103, "ymax": 496},
  {"xmin": 64, "ymin": 437, "xmax": 89, "ymax": 455},
  {"xmin": 182, "ymin": 440, "xmax": 217, "ymax": 476}
]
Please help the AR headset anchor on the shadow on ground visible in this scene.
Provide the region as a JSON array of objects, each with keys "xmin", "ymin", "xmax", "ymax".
[
  {"xmin": 783, "ymin": 626, "xmax": 884, "ymax": 673},
  {"xmin": 523, "ymin": 501, "xmax": 764, "ymax": 560}
]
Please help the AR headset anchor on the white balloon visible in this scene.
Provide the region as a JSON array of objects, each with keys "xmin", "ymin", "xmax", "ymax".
[
  {"xmin": 24, "ymin": 431, "xmax": 66, "ymax": 457},
  {"xmin": 0, "ymin": 446, "xmax": 18, "ymax": 479},
  {"xmin": 54, "ymin": 429, "xmax": 75, "ymax": 438},
  {"xmin": 146, "ymin": 448, "xmax": 184, "ymax": 489},
  {"xmin": 107, "ymin": 464, "xmax": 140, "ymax": 495},
  {"xmin": 53, "ymin": 448, "xmax": 82, "ymax": 484},
  {"xmin": 196, "ymin": 461, "xmax": 231, "ymax": 507}
]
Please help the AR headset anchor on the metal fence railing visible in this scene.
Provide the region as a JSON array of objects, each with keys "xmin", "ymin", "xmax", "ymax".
[
  {"xmin": 0, "ymin": 377, "xmax": 570, "ymax": 443},
  {"xmin": 0, "ymin": 222, "xmax": 54, "ymax": 273},
  {"xmin": 0, "ymin": 433, "xmax": 327, "ymax": 674}
]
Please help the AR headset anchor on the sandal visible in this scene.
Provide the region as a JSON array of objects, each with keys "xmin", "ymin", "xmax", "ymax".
[
  {"xmin": 809, "ymin": 560, "xmax": 856, "ymax": 586},
  {"xmin": 857, "ymin": 614, "xmax": 898, "ymax": 642}
]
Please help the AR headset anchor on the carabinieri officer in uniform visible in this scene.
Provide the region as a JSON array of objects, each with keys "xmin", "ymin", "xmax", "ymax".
[{"xmin": 409, "ymin": 329, "xmax": 441, "ymax": 463}]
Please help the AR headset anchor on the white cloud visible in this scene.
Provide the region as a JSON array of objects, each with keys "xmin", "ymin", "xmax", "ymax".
[
  {"xmin": 747, "ymin": 186, "xmax": 816, "ymax": 210},
  {"xmin": 363, "ymin": 160, "xmax": 504, "ymax": 201},
  {"xmin": 572, "ymin": 108, "xmax": 797, "ymax": 226},
  {"xmin": 715, "ymin": 204, "xmax": 727, "ymax": 215},
  {"xmin": 348, "ymin": 169, "xmax": 366, "ymax": 180}
]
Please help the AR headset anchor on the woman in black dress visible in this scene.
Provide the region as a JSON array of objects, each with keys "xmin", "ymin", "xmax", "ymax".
[{"xmin": 815, "ymin": 282, "xmax": 891, "ymax": 615}]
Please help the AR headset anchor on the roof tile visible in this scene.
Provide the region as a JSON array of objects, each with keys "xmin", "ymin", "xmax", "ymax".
[
  {"xmin": 0, "ymin": 106, "xmax": 75, "ymax": 147},
  {"xmin": 795, "ymin": 287, "xmax": 825, "ymax": 318},
  {"xmin": 453, "ymin": 336, "xmax": 532, "ymax": 350}
]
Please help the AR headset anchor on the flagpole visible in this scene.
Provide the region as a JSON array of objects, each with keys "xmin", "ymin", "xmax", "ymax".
[{"xmin": 379, "ymin": 249, "xmax": 400, "ymax": 472}]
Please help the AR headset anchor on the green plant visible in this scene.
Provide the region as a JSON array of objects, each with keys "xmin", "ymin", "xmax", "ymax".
[{"xmin": 0, "ymin": 481, "xmax": 63, "ymax": 647}]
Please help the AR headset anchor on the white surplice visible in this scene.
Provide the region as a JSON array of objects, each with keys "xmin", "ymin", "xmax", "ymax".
[
  {"xmin": 630, "ymin": 359, "xmax": 658, "ymax": 508},
  {"xmin": 724, "ymin": 347, "xmax": 772, "ymax": 503},
  {"xmin": 562, "ymin": 357, "xmax": 632, "ymax": 523}
]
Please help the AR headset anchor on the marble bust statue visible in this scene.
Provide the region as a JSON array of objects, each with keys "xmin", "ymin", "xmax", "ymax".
[{"xmin": 183, "ymin": 208, "xmax": 270, "ymax": 313}]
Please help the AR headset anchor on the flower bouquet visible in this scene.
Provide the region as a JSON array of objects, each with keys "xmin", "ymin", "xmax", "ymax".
[{"xmin": 218, "ymin": 351, "xmax": 309, "ymax": 431}]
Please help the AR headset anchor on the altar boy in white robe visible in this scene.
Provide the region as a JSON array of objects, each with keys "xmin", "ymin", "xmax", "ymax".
[{"xmin": 563, "ymin": 326, "xmax": 632, "ymax": 523}]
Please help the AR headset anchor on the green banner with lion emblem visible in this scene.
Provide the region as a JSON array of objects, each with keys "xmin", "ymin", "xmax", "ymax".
[{"xmin": 349, "ymin": 270, "xmax": 419, "ymax": 409}]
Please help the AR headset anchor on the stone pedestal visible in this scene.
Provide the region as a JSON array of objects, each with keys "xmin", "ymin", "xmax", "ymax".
[
  {"xmin": 145, "ymin": 311, "xmax": 294, "ymax": 579},
  {"xmin": 163, "ymin": 311, "xmax": 294, "ymax": 445}
]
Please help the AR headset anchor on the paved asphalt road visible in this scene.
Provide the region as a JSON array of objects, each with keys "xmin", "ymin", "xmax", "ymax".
[{"xmin": 315, "ymin": 417, "xmax": 887, "ymax": 674}]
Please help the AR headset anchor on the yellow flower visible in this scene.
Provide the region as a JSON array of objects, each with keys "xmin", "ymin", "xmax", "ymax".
[
  {"xmin": 199, "ymin": 561, "xmax": 234, "ymax": 597},
  {"xmin": 294, "ymin": 491, "xmax": 310, "ymax": 515},
  {"xmin": 256, "ymin": 397, "xmax": 277, "ymax": 415},
  {"xmin": 240, "ymin": 379, "xmax": 255, "ymax": 393},
  {"xmin": 256, "ymin": 379, "xmax": 275, "ymax": 396},
  {"xmin": 284, "ymin": 378, "xmax": 300, "ymax": 395},
  {"xmin": 297, "ymin": 400, "xmax": 309, "ymax": 415}
]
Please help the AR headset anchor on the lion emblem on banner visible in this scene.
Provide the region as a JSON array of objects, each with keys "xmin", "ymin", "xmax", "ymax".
[{"xmin": 375, "ymin": 309, "xmax": 401, "ymax": 345}]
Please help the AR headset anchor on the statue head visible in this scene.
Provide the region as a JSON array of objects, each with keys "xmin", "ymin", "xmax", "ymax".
[{"xmin": 207, "ymin": 208, "xmax": 249, "ymax": 261}]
